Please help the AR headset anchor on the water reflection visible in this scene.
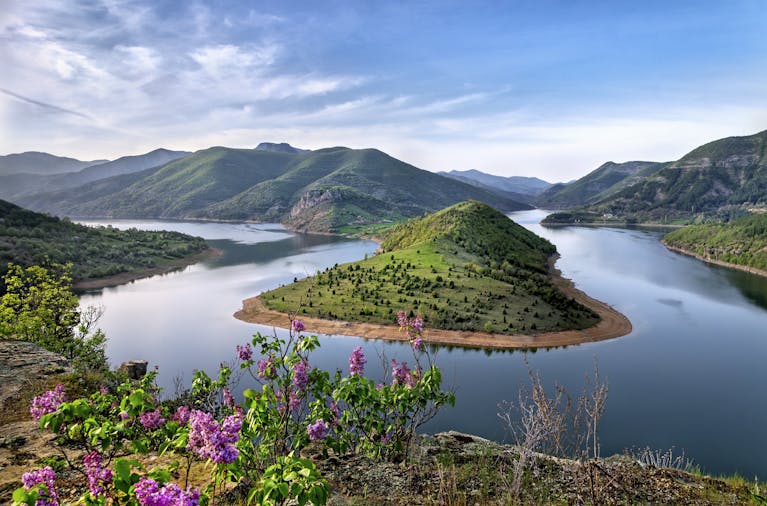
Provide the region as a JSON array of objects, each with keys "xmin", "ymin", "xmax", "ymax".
[{"xmin": 77, "ymin": 214, "xmax": 767, "ymax": 479}]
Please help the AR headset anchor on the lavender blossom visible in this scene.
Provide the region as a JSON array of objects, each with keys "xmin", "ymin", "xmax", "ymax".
[
  {"xmin": 292, "ymin": 360, "xmax": 310, "ymax": 391},
  {"xmin": 21, "ymin": 466, "xmax": 59, "ymax": 506},
  {"xmin": 139, "ymin": 408, "xmax": 165, "ymax": 430},
  {"xmin": 30, "ymin": 384, "xmax": 66, "ymax": 422},
  {"xmin": 291, "ymin": 319, "xmax": 306, "ymax": 333},
  {"xmin": 134, "ymin": 477, "xmax": 200, "ymax": 506},
  {"xmin": 257, "ymin": 356, "xmax": 275, "ymax": 380},
  {"xmin": 172, "ymin": 406, "xmax": 191, "ymax": 425},
  {"xmin": 187, "ymin": 410, "xmax": 241, "ymax": 464},
  {"xmin": 236, "ymin": 343, "xmax": 253, "ymax": 361},
  {"xmin": 222, "ymin": 387, "xmax": 235, "ymax": 408},
  {"xmin": 348, "ymin": 346, "xmax": 366, "ymax": 376},
  {"xmin": 83, "ymin": 451, "xmax": 112, "ymax": 498},
  {"xmin": 307, "ymin": 419, "xmax": 329, "ymax": 441}
]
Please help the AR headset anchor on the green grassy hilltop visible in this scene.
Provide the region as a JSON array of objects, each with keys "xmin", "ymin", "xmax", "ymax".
[{"xmin": 262, "ymin": 201, "xmax": 599, "ymax": 334}]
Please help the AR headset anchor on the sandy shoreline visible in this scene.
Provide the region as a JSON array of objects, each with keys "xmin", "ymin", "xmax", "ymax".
[
  {"xmin": 74, "ymin": 247, "xmax": 222, "ymax": 290},
  {"xmin": 663, "ymin": 242, "xmax": 767, "ymax": 279},
  {"xmin": 233, "ymin": 255, "xmax": 632, "ymax": 350}
]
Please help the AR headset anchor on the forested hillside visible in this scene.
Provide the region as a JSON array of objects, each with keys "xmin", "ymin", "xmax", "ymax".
[
  {"xmin": 663, "ymin": 212, "xmax": 767, "ymax": 273},
  {"xmin": 0, "ymin": 199, "xmax": 209, "ymax": 289}
]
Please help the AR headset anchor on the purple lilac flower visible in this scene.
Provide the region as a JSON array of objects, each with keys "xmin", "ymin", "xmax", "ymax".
[
  {"xmin": 139, "ymin": 409, "xmax": 165, "ymax": 430},
  {"xmin": 348, "ymin": 346, "xmax": 366, "ymax": 376},
  {"xmin": 292, "ymin": 360, "xmax": 310, "ymax": 391},
  {"xmin": 222, "ymin": 387, "xmax": 235, "ymax": 408},
  {"xmin": 172, "ymin": 406, "xmax": 191, "ymax": 425},
  {"xmin": 83, "ymin": 451, "xmax": 113, "ymax": 498},
  {"xmin": 396, "ymin": 310, "xmax": 408, "ymax": 328},
  {"xmin": 412, "ymin": 337, "xmax": 423, "ymax": 351},
  {"xmin": 21, "ymin": 466, "xmax": 59, "ymax": 506},
  {"xmin": 236, "ymin": 343, "xmax": 253, "ymax": 362},
  {"xmin": 257, "ymin": 357, "xmax": 275, "ymax": 380},
  {"xmin": 291, "ymin": 319, "xmax": 306, "ymax": 333},
  {"xmin": 99, "ymin": 384, "xmax": 109, "ymax": 395},
  {"xmin": 288, "ymin": 390, "xmax": 301, "ymax": 412},
  {"xmin": 391, "ymin": 359, "xmax": 417, "ymax": 387},
  {"xmin": 330, "ymin": 401, "xmax": 340, "ymax": 423},
  {"xmin": 187, "ymin": 410, "xmax": 241, "ymax": 464},
  {"xmin": 30, "ymin": 384, "xmax": 66, "ymax": 422},
  {"xmin": 307, "ymin": 419, "xmax": 329, "ymax": 441},
  {"xmin": 412, "ymin": 315, "xmax": 424, "ymax": 333},
  {"xmin": 134, "ymin": 477, "xmax": 200, "ymax": 506}
]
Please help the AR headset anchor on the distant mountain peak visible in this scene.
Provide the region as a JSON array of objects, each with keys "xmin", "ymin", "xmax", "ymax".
[{"xmin": 254, "ymin": 142, "xmax": 310, "ymax": 154}]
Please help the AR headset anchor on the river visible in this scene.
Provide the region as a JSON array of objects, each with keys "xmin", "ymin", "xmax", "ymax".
[{"xmin": 77, "ymin": 211, "xmax": 767, "ymax": 479}]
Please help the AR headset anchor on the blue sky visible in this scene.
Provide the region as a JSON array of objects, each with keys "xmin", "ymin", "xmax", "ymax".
[{"xmin": 1, "ymin": 0, "xmax": 765, "ymax": 181}]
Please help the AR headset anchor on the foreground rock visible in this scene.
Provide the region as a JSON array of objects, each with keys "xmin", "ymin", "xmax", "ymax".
[
  {"xmin": 317, "ymin": 432, "xmax": 758, "ymax": 505},
  {"xmin": 0, "ymin": 341, "xmax": 73, "ymax": 501}
]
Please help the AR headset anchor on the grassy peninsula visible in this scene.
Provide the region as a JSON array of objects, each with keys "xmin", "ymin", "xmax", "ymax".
[
  {"xmin": 258, "ymin": 201, "xmax": 600, "ymax": 335},
  {"xmin": 0, "ymin": 199, "xmax": 211, "ymax": 289},
  {"xmin": 663, "ymin": 212, "xmax": 767, "ymax": 275}
]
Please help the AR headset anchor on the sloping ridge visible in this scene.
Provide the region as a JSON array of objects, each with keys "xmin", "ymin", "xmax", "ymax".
[
  {"xmin": 536, "ymin": 161, "xmax": 666, "ymax": 209},
  {"xmin": 18, "ymin": 146, "xmax": 530, "ymax": 232}
]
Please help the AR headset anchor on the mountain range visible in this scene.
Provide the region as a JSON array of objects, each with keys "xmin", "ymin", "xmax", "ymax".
[
  {"xmin": 12, "ymin": 145, "xmax": 530, "ymax": 233},
  {"xmin": 535, "ymin": 161, "xmax": 668, "ymax": 209},
  {"xmin": 0, "ymin": 148, "xmax": 190, "ymax": 202},
  {"xmin": 0, "ymin": 151, "xmax": 107, "ymax": 177},
  {"xmin": 439, "ymin": 169, "xmax": 552, "ymax": 204},
  {"xmin": 542, "ymin": 129, "xmax": 767, "ymax": 224}
]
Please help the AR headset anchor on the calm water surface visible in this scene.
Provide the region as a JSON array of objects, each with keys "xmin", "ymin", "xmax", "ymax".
[{"xmin": 78, "ymin": 213, "xmax": 767, "ymax": 479}]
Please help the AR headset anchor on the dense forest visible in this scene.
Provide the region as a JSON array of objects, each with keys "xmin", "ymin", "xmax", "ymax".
[
  {"xmin": 663, "ymin": 212, "xmax": 767, "ymax": 272},
  {"xmin": 0, "ymin": 199, "xmax": 209, "ymax": 290}
]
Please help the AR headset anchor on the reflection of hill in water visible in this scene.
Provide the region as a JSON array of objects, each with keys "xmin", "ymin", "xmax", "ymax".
[
  {"xmin": 207, "ymin": 234, "xmax": 354, "ymax": 268},
  {"xmin": 722, "ymin": 267, "xmax": 767, "ymax": 310}
]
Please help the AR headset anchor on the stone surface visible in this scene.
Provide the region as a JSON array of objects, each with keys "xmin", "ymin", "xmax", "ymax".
[{"xmin": 0, "ymin": 341, "xmax": 72, "ymax": 410}]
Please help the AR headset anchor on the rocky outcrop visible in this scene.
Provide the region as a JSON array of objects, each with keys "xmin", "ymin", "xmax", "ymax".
[{"xmin": 0, "ymin": 341, "xmax": 71, "ymax": 413}]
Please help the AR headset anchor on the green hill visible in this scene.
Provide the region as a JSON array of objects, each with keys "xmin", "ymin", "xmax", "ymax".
[
  {"xmin": 543, "ymin": 130, "xmax": 767, "ymax": 225},
  {"xmin": 536, "ymin": 161, "xmax": 667, "ymax": 209},
  {"xmin": 261, "ymin": 201, "xmax": 598, "ymax": 334},
  {"xmin": 662, "ymin": 212, "xmax": 767, "ymax": 273},
  {"xmin": 0, "ymin": 199, "xmax": 209, "ymax": 289},
  {"xmin": 16, "ymin": 147, "xmax": 530, "ymax": 233}
]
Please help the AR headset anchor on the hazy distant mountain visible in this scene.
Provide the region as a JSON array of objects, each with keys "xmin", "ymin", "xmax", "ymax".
[
  {"xmin": 255, "ymin": 142, "xmax": 310, "ymax": 154},
  {"xmin": 0, "ymin": 148, "xmax": 190, "ymax": 201},
  {"xmin": 0, "ymin": 151, "xmax": 107, "ymax": 177},
  {"xmin": 536, "ymin": 161, "xmax": 667, "ymax": 209},
  {"xmin": 20, "ymin": 146, "xmax": 531, "ymax": 233},
  {"xmin": 543, "ymin": 129, "xmax": 767, "ymax": 224},
  {"xmin": 441, "ymin": 170, "xmax": 552, "ymax": 197}
]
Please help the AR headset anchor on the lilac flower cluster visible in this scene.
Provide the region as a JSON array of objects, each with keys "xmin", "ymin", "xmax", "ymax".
[
  {"xmin": 236, "ymin": 343, "xmax": 253, "ymax": 361},
  {"xmin": 30, "ymin": 384, "xmax": 66, "ymax": 422},
  {"xmin": 134, "ymin": 477, "xmax": 200, "ymax": 506},
  {"xmin": 292, "ymin": 360, "xmax": 310, "ymax": 391},
  {"xmin": 139, "ymin": 408, "xmax": 166, "ymax": 430},
  {"xmin": 396, "ymin": 311, "xmax": 425, "ymax": 350},
  {"xmin": 187, "ymin": 410, "xmax": 242, "ymax": 464},
  {"xmin": 291, "ymin": 319, "xmax": 306, "ymax": 333},
  {"xmin": 349, "ymin": 346, "xmax": 366, "ymax": 376},
  {"xmin": 257, "ymin": 356, "xmax": 275, "ymax": 380},
  {"xmin": 172, "ymin": 405, "xmax": 191, "ymax": 424},
  {"xmin": 307, "ymin": 419, "xmax": 329, "ymax": 441},
  {"xmin": 391, "ymin": 359, "xmax": 417, "ymax": 388},
  {"xmin": 222, "ymin": 387, "xmax": 235, "ymax": 408},
  {"xmin": 83, "ymin": 451, "xmax": 113, "ymax": 498},
  {"xmin": 21, "ymin": 466, "xmax": 59, "ymax": 506}
]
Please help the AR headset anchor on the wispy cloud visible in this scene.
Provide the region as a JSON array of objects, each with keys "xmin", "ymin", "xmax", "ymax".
[{"xmin": 0, "ymin": 88, "xmax": 92, "ymax": 119}]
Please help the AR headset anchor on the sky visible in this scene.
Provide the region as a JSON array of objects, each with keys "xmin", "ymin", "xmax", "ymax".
[{"xmin": 1, "ymin": 0, "xmax": 766, "ymax": 182}]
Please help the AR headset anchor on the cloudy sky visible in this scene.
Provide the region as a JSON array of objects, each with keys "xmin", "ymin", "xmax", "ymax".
[{"xmin": 1, "ymin": 0, "xmax": 766, "ymax": 181}]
